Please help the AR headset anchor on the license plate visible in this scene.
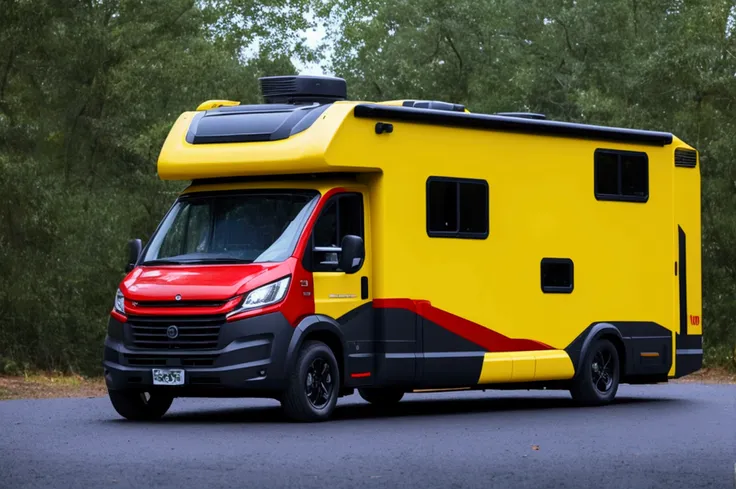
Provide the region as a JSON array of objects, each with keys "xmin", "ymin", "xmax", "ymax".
[{"xmin": 152, "ymin": 369, "xmax": 185, "ymax": 386}]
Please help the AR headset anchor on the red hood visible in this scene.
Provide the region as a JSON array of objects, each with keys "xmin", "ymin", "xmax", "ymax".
[{"xmin": 120, "ymin": 262, "xmax": 293, "ymax": 302}]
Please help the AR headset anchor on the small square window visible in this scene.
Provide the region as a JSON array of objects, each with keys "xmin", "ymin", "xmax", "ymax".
[
  {"xmin": 427, "ymin": 177, "xmax": 488, "ymax": 239},
  {"xmin": 594, "ymin": 149, "xmax": 648, "ymax": 203},
  {"xmin": 541, "ymin": 258, "xmax": 574, "ymax": 293}
]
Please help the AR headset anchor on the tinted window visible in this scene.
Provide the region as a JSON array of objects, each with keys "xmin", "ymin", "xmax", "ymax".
[
  {"xmin": 143, "ymin": 191, "xmax": 319, "ymax": 265},
  {"xmin": 427, "ymin": 177, "xmax": 488, "ymax": 238},
  {"xmin": 595, "ymin": 149, "xmax": 648, "ymax": 202},
  {"xmin": 309, "ymin": 193, "xmax": 364, "ymax": 272},
  {"xmin": 541, "ymin": 258, "xmax": 574, "ymax": 293}
]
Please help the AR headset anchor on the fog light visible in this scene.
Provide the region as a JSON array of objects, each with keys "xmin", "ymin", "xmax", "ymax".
[{"xmin": 259, "ymin": 369, "xmax": 266, "ymax": 376}]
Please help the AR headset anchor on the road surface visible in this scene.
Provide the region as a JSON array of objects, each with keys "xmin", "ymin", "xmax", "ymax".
[{"xmin": 1, "ymin": 383, "xmax": 734, "ymax": 489}]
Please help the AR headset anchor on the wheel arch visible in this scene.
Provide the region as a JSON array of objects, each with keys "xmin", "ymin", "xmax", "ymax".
[
  {"xmin": 570, "ymin": 322, "xmax": 625, "ymax": 378},
  {"xmin": 286, "ymin": 315, "xmax": 347, "ymax": 386}
]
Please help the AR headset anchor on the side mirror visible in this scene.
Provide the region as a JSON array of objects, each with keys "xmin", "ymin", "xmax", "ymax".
[
  {"xmin": 126, "ymin": 239, "xmax": 142, "ymax": 273},
  {"xmin": 338, "ymin": 235, "xmax": 365, "ymax": 274}
]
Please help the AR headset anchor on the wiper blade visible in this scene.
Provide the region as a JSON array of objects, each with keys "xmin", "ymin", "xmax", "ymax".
[
  {"xmin": 179, "ymin": 258, "xmax": 254, "ymax": 264},
  {"xmin": 140, "ymin": 259, "xmax": 185, "ymax": 266}
]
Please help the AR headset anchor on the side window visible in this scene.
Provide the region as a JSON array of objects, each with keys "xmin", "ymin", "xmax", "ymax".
[
  {"xmin": 594, "ymin": 149, "xmax": 648, "ymax": 202},
  {"xmin": 309, "ymin": 193, "xmax": 364, "ymax": 272},
  {"xmin": 427, "ymin": 177, "xmax": 488, "ymax": 239}
]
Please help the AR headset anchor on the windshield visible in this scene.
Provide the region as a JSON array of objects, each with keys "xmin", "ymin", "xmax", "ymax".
[{"xmin": 141, "ymin": 190, "xmax": 319, "ymax": 265}]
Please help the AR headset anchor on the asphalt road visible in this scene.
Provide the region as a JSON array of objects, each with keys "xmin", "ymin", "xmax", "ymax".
[{"xmin": 1, "ymin": 383, "xmax": 734, "ymax": 489}]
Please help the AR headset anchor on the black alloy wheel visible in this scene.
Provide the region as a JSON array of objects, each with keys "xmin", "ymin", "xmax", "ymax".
[
  {"xmin": 570, "ymin": 337, "xmax": 620, "ymax": 406},
  {"xmin": 591, "ymin": 347, "xmax": 615, "ymax": 395},
  {"xmin": 282, "ymin": 340, "xmax": 340, "ymax": 422},
  {"xmin": 305, "ymin": 357, "xmax": 334, "ymax": 409}
]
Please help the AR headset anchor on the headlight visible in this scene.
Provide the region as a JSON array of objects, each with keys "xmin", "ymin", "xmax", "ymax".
[
  {"xmin": 114, "ymin": 288, "xmax": 125, "ymax": 314},
  {"xmin": 228, "ymin": 276, "xmax": 290, "ymax": 317}
]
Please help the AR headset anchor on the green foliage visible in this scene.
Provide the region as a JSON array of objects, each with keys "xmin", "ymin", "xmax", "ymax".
[
  {"xmin": 318, "ymin": 0, "xmax": 736, "ymax": 368},
  {"xmin": 0, "ymin": 0, "xmax": 314, "ymax": 374},
  {"xmin": 1, "ymin": 0, "xmax": 735, "ymax": 374}
]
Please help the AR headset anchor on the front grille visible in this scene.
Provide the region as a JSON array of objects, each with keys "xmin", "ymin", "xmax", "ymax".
[
  {"xmin": 127, "ymin": 315, "xmax": 224, "ymax": 350},
  {"xmin": 131, "ymin": 299, "xmax": 229, "ymax": 308},
  {"xmin": 123, "ymin": 353, "xmax": 217, "ymax": 367}
]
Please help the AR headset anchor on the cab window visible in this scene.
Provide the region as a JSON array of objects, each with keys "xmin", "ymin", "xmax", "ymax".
[{"xmin": 307, "ymin": 193, "xmax": 364, "ymax": 272}]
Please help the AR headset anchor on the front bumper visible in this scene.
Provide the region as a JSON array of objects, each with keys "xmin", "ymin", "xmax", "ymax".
[{"xmin": 103, "ymin": 311, "xmax": 295, "ymax": 396}]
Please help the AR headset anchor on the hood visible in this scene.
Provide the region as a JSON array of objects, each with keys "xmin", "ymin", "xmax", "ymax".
[{"xmin": 120, "ymin": 261, "xmax": 292, "ymax": 302}]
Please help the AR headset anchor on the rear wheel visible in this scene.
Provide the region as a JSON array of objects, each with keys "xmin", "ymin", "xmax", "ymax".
[
  {"xmin": 570, "ymin": 338, "xmax": 620, "ymax": 406},
  {"xmin": 108, "ymin": 389, "xmax": 174, "ymax": 421},
  {"xmin": 358, "ymin": 388, "xmax": 404, "ymax": 406},
  {"xmin": 281, "ymin": 341, "xmax": 340, "ymax": 422}
]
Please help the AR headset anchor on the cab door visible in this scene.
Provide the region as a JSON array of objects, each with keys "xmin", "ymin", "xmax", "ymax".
[{"xmin": 305, "ymin": 190, "xmax": 374, "ymax": 383}]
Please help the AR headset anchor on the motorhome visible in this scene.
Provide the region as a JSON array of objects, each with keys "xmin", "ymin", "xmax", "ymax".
[{"xmin": 103, "ymin": 75, "xmax": 703, "ymax": 422}]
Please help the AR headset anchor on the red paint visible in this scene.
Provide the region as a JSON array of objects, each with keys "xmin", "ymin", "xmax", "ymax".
[
  {"xmin": 124, "ymin": 296, "xmax": 242, "ymax": 317},
  {"xmin": 690, "ymin": 315, "xmax": 700, "ymax": 326},
  {"xmin": 110, "ymin": 309, "xmax": 127, "ymax": 323},
  {"xmin": 374, "ymin": 298, "xmax": 552, "ymax": 352},
  {"xmin": 113, "ymin": 188, "xmax": 358, "ymax": 326},
  {"xmin": 119, "ymin": 263, "xmax": 289, "ymax": 303},
  {"xmin": 351, "ymin": 372, "xmax": 371, "ymax": 378}
]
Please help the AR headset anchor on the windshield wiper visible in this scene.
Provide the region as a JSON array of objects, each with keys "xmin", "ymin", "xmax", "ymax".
[
  {"xmin": 140, "ymin": 259, "xmax": 186, "ymax": 266},
  {"xmin": 178, "ymin": 258, "xmax": 254, "ymax": 264}
]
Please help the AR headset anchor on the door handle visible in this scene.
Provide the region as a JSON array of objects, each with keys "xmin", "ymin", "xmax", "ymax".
[{"xmin": 361, "ymin": 276, "xmax": 369, "ymax": 300}]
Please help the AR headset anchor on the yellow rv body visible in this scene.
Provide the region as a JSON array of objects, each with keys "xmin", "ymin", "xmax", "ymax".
[{"xmin": 103, "ymin": 75, "xmax": 702, "ymax": 422}]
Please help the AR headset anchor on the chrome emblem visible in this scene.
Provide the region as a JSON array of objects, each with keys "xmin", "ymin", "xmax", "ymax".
[
  {"xmin": 166, "ymin": 325, "xmax": 179, "ymax": 339},
  {"xmin": 175, "ymin": 294, "xmax": 182, "ymax": 301}
]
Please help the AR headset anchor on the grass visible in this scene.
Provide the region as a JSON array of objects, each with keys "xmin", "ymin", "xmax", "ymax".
[
  {"xmin": 0, "ymin": 367, "xmax": 733, "ymax": 401},
  {"xmin": 0, "ymin": 372, "xmax": 106, "ymax": 401}
]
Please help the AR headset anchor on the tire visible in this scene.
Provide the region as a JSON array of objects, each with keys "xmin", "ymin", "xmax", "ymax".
[
  {"xmin": 108, "ymin": 389, "xmax": 174, "ymax": 421},
  {"xmin": 358, "ymin": 388, "xmax": 404, "ymax": 406},
  {"xmin": 281, "ymin": 340, "xmax": 340, "ymax": 422},
  {"xmin": 570, "ymin": 338, "xmax": 620, "ymax": 406}
]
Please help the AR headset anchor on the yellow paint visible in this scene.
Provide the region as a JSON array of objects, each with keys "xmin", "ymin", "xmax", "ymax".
[
  {"xmin": 478, "ymin": 351, "xmax": 575, "ymax": 384},
  {"xmin": 310, "ymin": 186, "xmax": 373, "ymax": 321},
  {"xmin": 156, "ymin": 92, "xmax": 701, "ymax": 386},
  {"xmin": 195, "ymin": 99, "xmax": 240, "ymax": 111}
]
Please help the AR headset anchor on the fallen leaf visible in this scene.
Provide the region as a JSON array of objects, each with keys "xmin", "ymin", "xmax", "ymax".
[{"xmin": 531, "ymin": 445, "xmax": 540, "ymax": 451}]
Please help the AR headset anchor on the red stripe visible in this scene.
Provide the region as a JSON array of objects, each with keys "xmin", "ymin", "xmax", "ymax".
[
  {"xmin": 351, "ymin": 372, "xmax": 371, "ymax": 378},
  {"xmin": 110, "ymin": 309, "xmax": 127, "ymax": 323},
  {"xmin": 373, "ymin": 298, "xmax": 552, "ymax": 352}
]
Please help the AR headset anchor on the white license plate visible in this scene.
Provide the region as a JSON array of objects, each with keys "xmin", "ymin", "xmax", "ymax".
[{"xmin": 152, "ymin": 369, "xmax": 185, "ymax": 386}]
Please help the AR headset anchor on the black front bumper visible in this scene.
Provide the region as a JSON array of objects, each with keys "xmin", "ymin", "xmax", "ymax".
[{"xmin": 103, "ymin": 312, "xmax": 295, "ymax": 397}]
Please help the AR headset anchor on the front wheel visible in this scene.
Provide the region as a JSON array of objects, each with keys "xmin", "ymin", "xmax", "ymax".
[
  {"xmin": 108, "ymin": 389, "xmax": 174, "ymax": 421},
  {"xmin": 281, "ymin": 341, "xmax": 340, "ymax": 422},
  {"xmin": 570, "ymin": 338, "xmax": 620, "ymax": 406}
]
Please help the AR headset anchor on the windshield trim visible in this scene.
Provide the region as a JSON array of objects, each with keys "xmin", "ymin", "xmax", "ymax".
[{"xmin": 138, "ymin": 188, "xmax": 321, "ymax": 267}]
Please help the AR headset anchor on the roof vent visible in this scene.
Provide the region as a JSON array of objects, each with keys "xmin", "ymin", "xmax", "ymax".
[
  {"xmin": 402, "ymin": 100, "xmax": 466, "ymax": 112},
  {"xmin": 495, "ymin": 112, "xmax": 546, "ymax": 120},
  {"xmin": 259, "ymin": 75, "xmax": 347, "ymax": 104}
]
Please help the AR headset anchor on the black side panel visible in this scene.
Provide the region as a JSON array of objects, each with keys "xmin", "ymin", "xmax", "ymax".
[
  {"xmin": 678, "ymin": 226, "xmax": 688, "ymax": 336},
  {"xmin": 374, "ymin": 308, "xmax": 418, "ymax": 386},
  {"xmin": 565, "ymin": 321, "xmax": 673, "ymax": 382},
  {"xmin": 674, "ymin": 226, "xmax": 703, "ymax": 377},
  {"xmin": 675, "ymin": 334, "xmax": 703, "ymax": 377},
  {"xmin": 418, "ymin": 316, "xmax": 485, "ymax": 388},
  {"xmin": 353, "ymin": 104, "xmax": 674, "ymax": 146},
  {"xmin": 337, "ymin": 303, "xmax": 375, "ymax": 386}
]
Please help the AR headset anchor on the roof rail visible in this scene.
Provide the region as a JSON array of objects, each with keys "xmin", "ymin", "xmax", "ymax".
[{"xmin": 495, "ymin": 112, "xmax": 546, "ymax": 120}]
